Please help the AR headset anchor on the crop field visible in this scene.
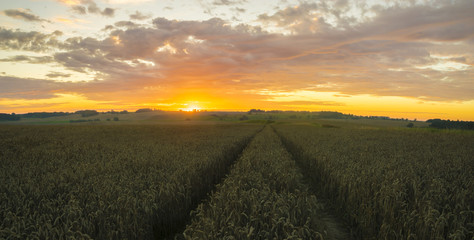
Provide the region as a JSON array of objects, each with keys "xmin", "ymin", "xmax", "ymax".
[
  {"xmin": 274, "ymin": 125, "xmax": 473, "ymax": 240},
  {"xmin": 1, "ymin": 121, "xmax": 473, "ymax": 239},
  {"xmin": 0, "ymin": 124, "xmax": 261, "ymax": 239}
]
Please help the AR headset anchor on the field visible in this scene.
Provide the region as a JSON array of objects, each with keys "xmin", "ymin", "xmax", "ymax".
[{"xmin": 0, "ymin": 116, "xmax": 472, "ymax": 239}]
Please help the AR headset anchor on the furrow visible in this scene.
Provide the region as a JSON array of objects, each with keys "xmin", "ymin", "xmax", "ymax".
[
  {"xmin": 179, "ymin": 126, "xmax": 331, "ymax": 239},
  {"xmin": 157, "ymin": 125, "xmax": 265, "ymax": 239}
]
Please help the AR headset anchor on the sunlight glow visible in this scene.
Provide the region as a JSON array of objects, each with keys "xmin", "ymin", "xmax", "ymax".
[
  {"xmin": 180, "ymin": 105, "xmax": 202, "ymax": 112},
  {"xmin": 123, "ymin": 59, "xmax": 156, "ymax": 67},
  {"xmin": 417, "ymin": 62, "xmax": 470, "ymax": 72},
  {"xmin": 156, "ymin": 43, "xmax": 177, "ymax": 54},
  {"xmin": 186, "ymin": 36, "xmax": 204, "ymax": 44},
  {"xmin": 111, "ymin": 36, "xmax": 121, "ymax": 45},
  {"xmin": 179, "ymin": 102, "xmax": 203, "ymax": 112},
  {"xmin": 416, "ymin": 54, "xmax": 472, "ymax": 72}
]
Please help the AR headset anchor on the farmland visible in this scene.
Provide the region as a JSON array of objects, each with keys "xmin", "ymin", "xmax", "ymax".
[
  {"xmin": 274, "ymin": 124, "xmax": 474, "ymax": 239},
  {"xmin": 0, "ymin": 124, "xmax": 261, "ymax": 239},
  {"xmin": 0, "ymin": 119, "xmax": 473, "ymax": 239}
]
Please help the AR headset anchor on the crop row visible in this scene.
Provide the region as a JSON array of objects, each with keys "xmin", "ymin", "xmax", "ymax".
[
  {"xmin": 0, "ymin": 124, "xmax": 261, "ymax": 239},
  {"xmin": 180, "ymin": 126, "xmax": 334, "ymax": 239},
  {"xmin": 274, "ymin": 125, "xmax": 473, "ymax": 240}
]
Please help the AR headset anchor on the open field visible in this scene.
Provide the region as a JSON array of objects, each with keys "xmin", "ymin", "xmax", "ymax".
[
  {"xmin": 1, "ymin": 119, "xmax": 472, "ymax": 239},
  {"xmin": 3, "ymin": 111, "xmax": 429, "ymax": 129},
  {"xmin": 274, "ymin": 124, "xmax": 474, "ymax": 239},
  {"xmin": 0, "ymin": 124, "xmax": 261, "ymax": 239}
]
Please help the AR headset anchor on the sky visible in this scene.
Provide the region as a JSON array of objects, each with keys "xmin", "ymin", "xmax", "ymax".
[{"xmin": 0, "ymin": 0, "xmax": 473, "ymax": 120}]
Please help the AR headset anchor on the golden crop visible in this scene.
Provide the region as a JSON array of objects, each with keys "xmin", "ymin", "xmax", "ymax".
[
  {"xmin": 181, "ymin": 126, "xmax": 328, "ymax": 239},
  {"xmin": 274, "ymin": 125, "xmax": 474, "ymax": 240},
  {"xmin": 1, "ymin": 123, "xmax": 471, "ymax": 239},
  {"xmin": 0, "ymin": 124, "xmax": 260, "ymax": 239}
]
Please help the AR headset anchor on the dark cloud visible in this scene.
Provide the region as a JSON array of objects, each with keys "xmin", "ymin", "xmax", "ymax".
[
  {"xmin": 0, "ymin": 76, "xmax": 65, "ymax": 99},
  {"xmin": 114, "ymin": 21, "xmax": 141, "ymax": 29},
  {"xmin": 69, "ymin": 0, "xmax": 116, "ymax": 17},
  {"xmin": 53, "ymin": 50, "xmax": 125, "ymax": 74},
  {"xmin": 102, "ymin": 8, "xmax": 115, "ymax": 17},
  {"xmin": 233, "ymin": 7, "xmax": 246, "ymax": 13},
  {"xmin": 102, "ymin": 25, "xmax": 115, "ymax": 31},
  {"xmin": 71, "ymin": 5, "xmax": 87, "ymax": 15},
  {"xmin": 86, "ymin": 1, "xmax": 101, "ymax": 14},
  {"xmin": 212, "ymin": 0, "xmax": 247, "ymax": 6},
  {"xmin": 0, "ymin": 55, "xmax": 54, "ymax": 64},
  {"xmin": 0, "ymin": 28, "xmax": 64, "ymax": 52},
  {"xmin": 2, "ymin": 9, "xmax": 48, "ymax": 22},
  {"xmin": 46, "ymin": 72, "xmax": 72, "ymax": 78},
  {"xmin": 258, "ymin": 3, "xmax": 321, "ymax": 34},
  {"xmin": 129, "ymin": 11, "xmax": 151, "ymax": 20}
]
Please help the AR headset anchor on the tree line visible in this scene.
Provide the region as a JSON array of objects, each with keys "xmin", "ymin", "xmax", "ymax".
[{"xmin": 427, "ymin": 119, "xmax": 474, "ymax": 130}]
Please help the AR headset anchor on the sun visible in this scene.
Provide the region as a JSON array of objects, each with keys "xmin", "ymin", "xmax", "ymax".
[{"xmin": 180, "ymin": 103, "xmax": 202, "ymax": 112}]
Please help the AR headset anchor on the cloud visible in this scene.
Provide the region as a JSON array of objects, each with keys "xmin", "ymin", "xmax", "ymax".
[
  {"xmin": 67, "ymin": 0, "xmax": 116, "ymax": 17},
  {"xmin": 129, "ymin": 11, "xmax": 151, "ymax": 20},
  {"xmin": 232, "ymin": 7, "xmax": 246, "ymax": 13},
  {"xmin": 0, "ymin": 55, "xmax": 54, "ymax": 64},
  {"xmin": 258, "ymin": 3, "xmax": 320, "ymax": 34},
  {"xmin": 0, "ymin": 76, "xmax": 66, "ymax": 99},
  {"xmin": 212, "ymin": 0, "xmax": 247, "ymax": 6},
  {"xmin": 71, "ymin": 5, "xmax": 87, "ymax": 14},
  {"xmin": 2, "ymin": 9, "xmax": 49, "ymax": 22},
  {"xmin": 46, "ymin": 72, "xmax": 72, "ymax": 78},
  {"xmin": 0, "ymin": 28, "xmax": 64, "ymax": 52},
  {"xmin": 2, "ymin": 0, "xmax": 473, "ymax": 105},
  {"xmin": 114, "ymin": 21, "xmax": 141, "ymax": 29},
  {"xmin": 105, "ymin": 0, "xmax": 152, "ymax": 3},
  {"xmin": 86, "ymin": 1, "xmax": 115, "ymax": 17},
  {"xmin": 101, "ymin": 8, "xmax": 115, "ymax": 17}
]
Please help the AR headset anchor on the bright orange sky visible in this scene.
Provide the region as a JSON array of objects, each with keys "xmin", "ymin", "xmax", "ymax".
[{"xmin": 1, "ymin": 0, "xmax": 473, "ymax": 120}]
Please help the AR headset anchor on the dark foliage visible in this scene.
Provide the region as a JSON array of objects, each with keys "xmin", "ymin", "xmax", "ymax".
[
  {"xmin": 135, "ymin": 108, "xmax": 154, "ymax": 113},
  {"xmin": 75, "ymin": 110, "xmax": 99, "ymax": 117},
  {"xmin": 0, "ymin": 113, "xmax": 20, "ymax": 121},
  {"xmin": 248, "ymin": 109, "xmax": 265, "ymax": 114},
  {"xmin": 18, "ymin": 112, "xmax": 71, "ymax": 119},
  {"xmin": 427, "ymin": 119, "xmax": 474, "ymax": 130}
]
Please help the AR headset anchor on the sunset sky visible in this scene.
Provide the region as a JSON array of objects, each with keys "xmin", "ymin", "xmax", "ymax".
[{"xmin": 0, "ymin": 0, "xmax": 473, "ymax": 120}]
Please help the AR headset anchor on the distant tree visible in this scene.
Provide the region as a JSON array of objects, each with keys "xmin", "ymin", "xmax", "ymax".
[
  {"xmin": 75, "ymin": 110, "xmax": 99, "ymax": 117},
  {"xmin": 406, "ymin": 122, "xmax": 414, "ymax": 128},
  {"xmin": 0, "ymin": 113, "xmax": 20, "ymax": 121},
  {"xmin": 318, "ymin": 111, "xmax": 346, "ymax": 119},
  {"xmin": 135, "ymin": 108, "xmax": 153, "ymax": 113},
  {"xmin": 248, "ymin": 109, "xmax": 265, "ymax": 114},
  {"xmin": 427, "ymin": 119, "xmax": 474, "ymax": 130},
  {"xmin": 19, "ymin": 112, "xmax": 71, "ymax": 119}
]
